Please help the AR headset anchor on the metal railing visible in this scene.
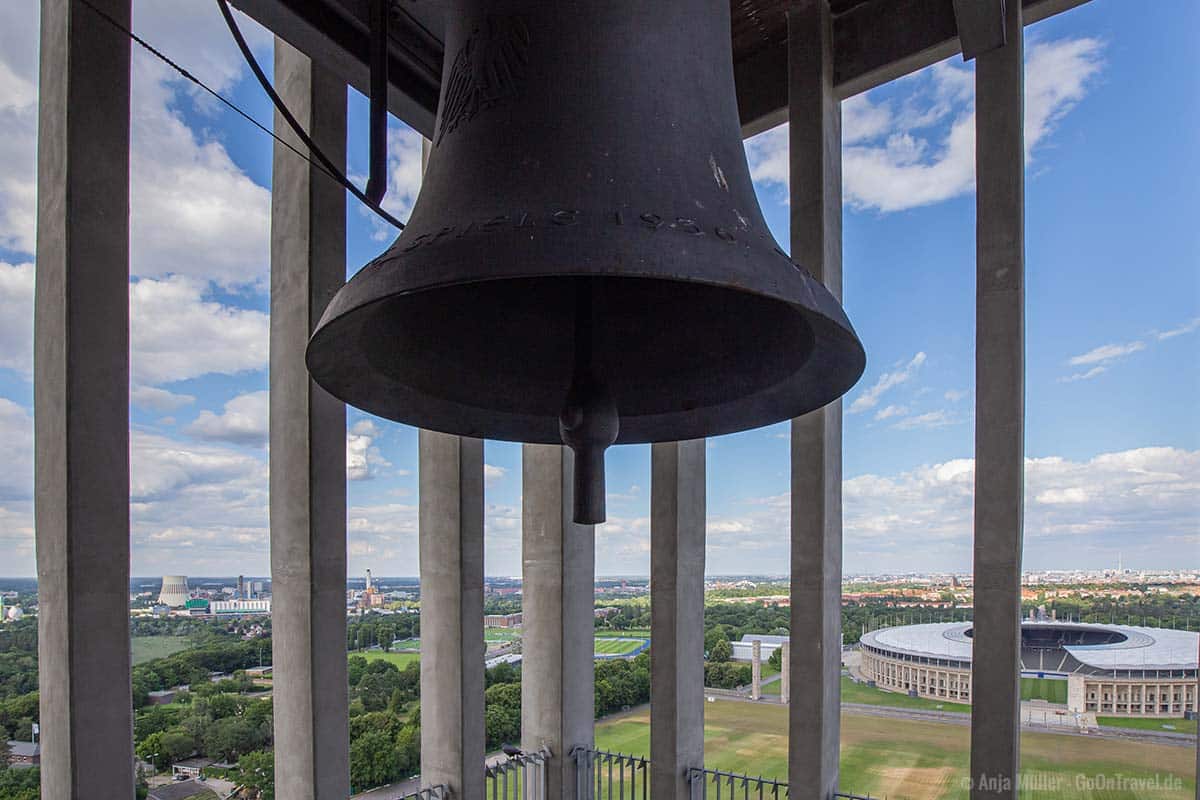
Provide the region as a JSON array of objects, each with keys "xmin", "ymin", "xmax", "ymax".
[
  {"xmin": 398, "ymin": 787, "xmax": 450, "ymax": 800},
  {"xmin": 485, "ymin": 746, "xmax": 552, "ymax": 800},
  {"xmin": 687, "ymin": 767, "xmax": 789, "ymax": 799},
  {"xmin": 571, "ymin": 746, "xmax": 650, "ymax": 798}
]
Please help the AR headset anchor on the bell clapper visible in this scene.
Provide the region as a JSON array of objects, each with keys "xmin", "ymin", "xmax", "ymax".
[{"xmin": 558, "ymin": 279, "xmax": 619, "ymax": 525}]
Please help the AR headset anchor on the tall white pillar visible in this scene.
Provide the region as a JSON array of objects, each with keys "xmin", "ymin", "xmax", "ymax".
[
  {"xmin": 787, "ymin": 2, "xmax": 844, "ymax": 798},
  {"xmin": 35, "ymin": 1, "xmax": 133, "ymax": 796},
  {"xmin": 269, "ymin": 39, "xmax": 350, "ymax": 800},
  {"xmin": 781, "ymin": 642, "xmax": 792, "ymax": 704},
  {"xmin": 419, "ymin": 431, "xmax": 485, "ymax": 796},
  {"xmin": 650, "ymin": 440, "xmax": 706, "ymax": 800},
  {"xmin": 968, "ymin": 0, "xmax": 1025, "ymax": 796},
  {"xmin": 752, "ymin": 640, "xmax": 763, "ymax": 700},
  {"xmin": 521, "ymin": 444, "xmax": 595, "ymax": 799}
]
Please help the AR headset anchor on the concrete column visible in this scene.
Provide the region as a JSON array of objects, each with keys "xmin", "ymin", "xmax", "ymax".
[
  {"xmin": 269, "ymin": 39, "xmax": 349, "ymax": 800},
  {"xmin": 781, "ymin": 642, "xmax": 791, "ymax": 704},
  {"xmin": 650, "ymin": 440, "xmax": 706, "ymax": 800},
  {"xmin": 419, "ymin": 431, "xmax": 485, "ymax": 796},
  {"xmin": 35, "ymin": 1, "xmax": 133, "ymax": 796},
  {"xmin": 969, "ymin": 0, "xmax": 1025, "ymax": 797},
  {"xmin": 752, "ymin": 640, "xmax": 763, "ymax": 700},
  {"xmin": 787, "ymin": 2, "xmax": 843, "ymax": 798},
  {"xmin": 521, "ymin": 445, "xmax": 595, "ymax": 799}
]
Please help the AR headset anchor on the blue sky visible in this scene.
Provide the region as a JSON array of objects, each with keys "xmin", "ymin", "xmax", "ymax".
[{"xmin": 0, "ymin": 0, "xmax": 1195, "ymax": 578}]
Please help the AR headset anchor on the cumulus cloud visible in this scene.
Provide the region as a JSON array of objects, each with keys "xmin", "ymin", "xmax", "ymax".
[
  {"xmin": 744, "ymin": 37, "xmax": 1105, "ymax": 213},
  {"xmin": 347, "ymin": 421, "xmax": 391, "ymax": 481},
  {"xmin": 484, "ymin": 464, "xmax": 508, "ymax": 484},
  {"xmin": 132, "ymin": 386, "xmax": 196, "ymax": 413},
  {"xmin": 365, "ymin": 123, "xmax": 425, "ymax": 240},
  {"xmin": 849, "ymin": 352, "xmax": 926, "ymax": 413},
  {"xmin": 131, "ymin": 276, "xmax": 269, "ymax": 385},
  {"xmin": 0, "ymin": 261, "xmax": 33, "ymax": 376},
  {"xmin": 186, "ymin": 390, "xmax": 269, "ymax": 447}
]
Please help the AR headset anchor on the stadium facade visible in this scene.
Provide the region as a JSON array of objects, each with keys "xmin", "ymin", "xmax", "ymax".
[{"xmin": 859, "ymin": 621, "xmax": 1199, "ymax": 718}]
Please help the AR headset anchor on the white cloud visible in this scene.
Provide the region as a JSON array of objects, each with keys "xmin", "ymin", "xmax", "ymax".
[
  {"xmin": 892, "ymin": 409, "xmax": 957, "ymax": 430},
  {"xmin": 1067, "ymin": 340, "xmax": 1145, "ymax": 366},
  {"xmin": 1059, "ymin": 365, "xmax": 1107, "ymax": 383},
  {"xmin": 348, "ymin": 424, "xmax": 391, "ymax": 481},
  {"xmin": 0, "ymin": 398, "xmax": 33, "ymax": 501},
  {"xmin": 0, "ymin": 261, "xmax": 33, "ymax": 376},
  {"xmin": 186, "ymin": 390, "xmax": 269, "ymax": 447},
  {"xmin": 874, "ymin": 404, "xmax": 908, "ymax": 421},
  {"xmin": 484, "ymin": 464, "xmax": 507, "ymax": 484},
  {"xmin": 849, "ymin": 352, "xmax": 926, "ymax": 413},
  {"xmin": 744, "ymin": 37, "xmax": 1104, "ymax": 214},
  {"xmin": 131, "ymin": 276, "xmax": 269, "ymax": 385},
  {"xmin": 1156, "ymin": 317, "xmax": 1200, "ymax": 341},
  {"xmin": 132, "ymin": 386, "xmax": 196, "ymax": 413},
  {"xmin": 365, "ymin": 123, "xmax": 424, "ymax": 241},
  {"xmin": 944, "ymin": 389, "xmax": 968, "ymax": 402}
]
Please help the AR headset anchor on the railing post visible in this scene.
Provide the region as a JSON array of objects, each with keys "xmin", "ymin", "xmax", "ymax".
[
  {"xmin": 650, "ymin": 440, "xmax": 707, "ymax": 800},
  {"xmin": 969, "ymin": 0, "xmax": 1025, "ymax": 796},
  {"xmin": 35, "ymin": 1, "xmax": 134, "ymax": 796},
  {"xmin": 269, "ymin": 37, "xmax": 350, "ymax": 800},
  {"xmin": 787, "ymin": 2, "xmax": 843, "ymax": 798}
]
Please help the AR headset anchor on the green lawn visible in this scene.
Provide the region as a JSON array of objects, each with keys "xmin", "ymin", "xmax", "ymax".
[
  {"xmin": 131, "ymin": 634, "xmax": 193, "ymax": 665},
  {"xmin": 595, "ymin": 700, "xmax": 1196, "ymax": 799},
  {"xmin": 1098, "ymin": 716, "xmax": 1198, "ymax": 735},
  {"xmin": 351, "ymin": 650, "xmax": 420, "ymax": 669},
  {"xmin": 1021, "ymin": 677, "xmax": 1068, "ymax": 704},
  {"xmin": 485, "ymin": 629, "xmax": 521, "ymax": 642},
  {"xmin": 594, "ymin": 637, "xmax": 645, "ymax": 656},
  {"xmin": 392, "ymin": 638, "xmax": 421, "ymax": 651},
  {"xmin": 841, "ymin": 676, "xmax": 972, "ymax": 714},
  {"xmin": 595, "ymin": 628, "xmax": 651, "ymax": 638}
]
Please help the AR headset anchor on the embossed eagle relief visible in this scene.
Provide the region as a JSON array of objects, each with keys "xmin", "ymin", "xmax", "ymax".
[{"xmin": 436, "ymin": 15, "xmax": 531, "ymax": 145}]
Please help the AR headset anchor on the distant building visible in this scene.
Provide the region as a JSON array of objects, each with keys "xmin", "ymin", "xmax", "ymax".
[
  {"xmin": 484, "ymin": 613, "xmax": 522, "ymax": 629},
  {"xmin": 208, "ymin": 599, "xmax": 270, "ymax": 617},
  {"xmin": 158, "ymin": 575, "xmax": 189, "ymax": 608},
  {"xmin": 185, "ymin": 598, "xmax": 211, "ymax": 615},
  {"xmin": 3, "ymin": 605, "xmax": 23, "ymax": 622},
  {"xmin": 170, "ymin": 757, "xmax": 214, "ymax": 779},
  {"xmin": 6, "ymin": 741, "xmax": 39, "ymax": 767},
  {"xmin": 147, "ymin": 690, "xmax": 177, "ymax": 705}
]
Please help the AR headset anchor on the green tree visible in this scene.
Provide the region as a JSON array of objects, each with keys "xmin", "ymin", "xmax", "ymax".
[
  {"xmin": 349, "ymin": 729, "xmax": 401, "ymax": 792},
  {"xmin": 238, "ymin": 749, "xmax": 275, "ymax": 800},
  {"xmin": 204, "ymin": 717, "xmax": 266, "ymax": 762},
  {"xmin": 767, "ymin": 646, "xmax": 783, "ymax": 672},
  {"xmin": 709, "ymin": 638, "xmax": 733, "ymax": 663},
  {"xmin": 484, "ymin": 704, "xmax": 520, "ymax": 750}
]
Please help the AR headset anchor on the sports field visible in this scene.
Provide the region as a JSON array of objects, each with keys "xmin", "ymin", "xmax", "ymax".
[
  {"xmin": 131, "ymin": 634, "xmax": 193, "ymax": 665},
  {"xmin": 352, "ymin": 650, "xmax": 420, "ymax": 669},
  {"xmin": 594, "ymin": 637, "xmax": 646, "ymax": 656},
  {"xmin": 840, "ymin": 676, "xmax": 971, "ymax": 713},
  {"xmin": 1021, "ymin": 677, "xmax": 1068, "ymax": 704},
  {"xmin": 594, "ymin": 699, "xmax": 1196, "ymax": 799},
  {"xmin": 1098, "ymin": 715, "xmax": 1198, "ymax": 735}
]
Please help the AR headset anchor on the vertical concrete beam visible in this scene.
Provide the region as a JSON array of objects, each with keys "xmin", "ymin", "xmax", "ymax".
[
  {"xmin": 650, "ymin": 440, "xmax": 706, "ymax": 800},
  {"xmin": 419, "ymin": 431, "xmax": 485, "ymax": 796},
  {"xmin": 35, "ymin": 1, "xmax": 133, "ymax": 796},
  {"xmin": 521, "ymin": 445, "xmax": 595, "ymax": 798},
  {"xmin": 969, "ymin": 0, "xmax": 1024, "ymax": 796},
  {"xmin": 752, "ymin": 640, "xmax": 763, "ymax": 700},
  {"xmin": 269, "ymin": 39, "xmax": 349, "ymax": 800},
  {"xmin": 781, "ymin": 643, "xmax": 792, "ymax": 704},
  {"xmin": 787, "ymin": 2, "xmax": 843, "ymax": 798}
]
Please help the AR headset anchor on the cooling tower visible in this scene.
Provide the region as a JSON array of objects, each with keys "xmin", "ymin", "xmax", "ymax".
[{"xmin": 158, "ymin": 575, "xmax": 190, "ymax": 608}]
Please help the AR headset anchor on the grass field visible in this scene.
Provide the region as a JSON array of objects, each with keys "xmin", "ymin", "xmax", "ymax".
[
  {"xmin": 392, "ymin": 638, "xmax": 421, "ymax": 651},
  {"xmin": 595, "ymin": 700, "xmax": 1196, "ymax": 799},
  {"xmin": 485, "ymin": 629, "xmax": 521, "ymax": 642},
  {"xmin": 595, "ymin": 628, "xmax": 651, "ymax": 638},
  {"xmin": 1021, "ymin": 677, "xmax": 1069, "ymax": 704},
  {"xmin": 131, "ymin": 634, "xmax": 193, "ymax": 665},
  {"xmin": 594, "ymin": 637, "xmax": 645, "ymax": 656},
  {"xmin": 1098, "ymin": 716, "xmax": 1198, "ymax": 735},
  {"xmin": 351, "ymin": 650, "xmax": 420, "ymax": 669},
  {"xmin": 841, "ymin": 676, "xmax": 972, "ymax": 713}
]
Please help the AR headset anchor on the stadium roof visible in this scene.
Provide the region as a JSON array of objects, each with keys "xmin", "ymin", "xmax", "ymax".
[{"xmin": 861, "ymin": 621, "xmax": 1200, "ymax": 671}]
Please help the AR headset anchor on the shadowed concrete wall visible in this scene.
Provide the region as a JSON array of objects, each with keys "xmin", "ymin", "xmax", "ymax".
[
  {"xmin": 651, "ymin": 440, "xmax": 706, "ymax": 800},
  {"xmin": 969, "ymin": 1, "xmax": 1025, "ymax": 796},
  {"xmin": 522, "ymin": 444, "xmax": 595, "ymax": 798},
  {"xmin": 269, "ymin": 38, "xmax": 349, "ymax": 800},
  {"xmin": 35, "ymin": 1, "xmax": 134, "ymax": 796},
  {"xmin": 787, "ymin": 2, "xmax": 844, "ymax": 798}
]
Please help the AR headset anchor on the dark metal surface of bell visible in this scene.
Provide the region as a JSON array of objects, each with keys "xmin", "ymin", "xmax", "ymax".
[{"xmin": 307, "ymin": 0, "xmax": 866, "ymax": 523}]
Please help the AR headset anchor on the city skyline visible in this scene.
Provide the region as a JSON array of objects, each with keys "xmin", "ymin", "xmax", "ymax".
[{"xmin": 0, "ymin": 0, "xmax": 1196, "ymax": 577}]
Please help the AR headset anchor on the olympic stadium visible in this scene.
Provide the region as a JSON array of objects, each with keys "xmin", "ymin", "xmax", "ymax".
[{"xmin": 859, "ymin": 621, "xmax": 1199, "ymax": 718}]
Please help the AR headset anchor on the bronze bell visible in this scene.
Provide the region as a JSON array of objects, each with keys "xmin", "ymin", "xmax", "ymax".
[{"xmin": 306, "ymin": 0, "xmax": 866, "ymax": 524}]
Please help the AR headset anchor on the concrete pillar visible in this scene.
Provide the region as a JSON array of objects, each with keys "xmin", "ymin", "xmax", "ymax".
[
  {"xmin": 269, "ymin": 39, "xmax": 349, "ymax": 800},
  {"xmin": 781, "ymin": 642, "xmax": 791, "ymax": 704},
  {"xmin": 35, "ymin": 1, "xmax": 133, "ymax": 796},
  {"xmin": 521, "ymin": 445, "xmax": 595, "ymax": 799},
  {"xmin": 787, "ymin": 2, "xmax": 843, "ymax": 798},
  {"xmin": 752, "ymin": 640, "xmax": 763, "ymax": 700},
  {"xmin": 419, "ymin": 431, "xmax": 485, "ymax": 796},
  {"xmin": 650, "ymin": 440, "xmax": 706, "ymax": 800},
  {"xmin": 969, "ymin": 0, "xmax": 1025, "ymax": 796}
]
